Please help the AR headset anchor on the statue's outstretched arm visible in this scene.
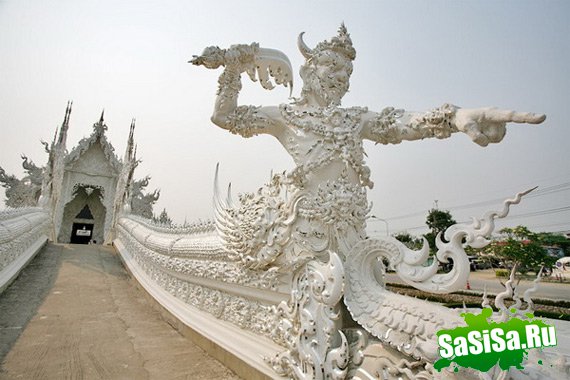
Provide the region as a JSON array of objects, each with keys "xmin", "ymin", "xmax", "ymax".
[
  {"xmin": 361, "ymin": 104, "xmax": 545, "ymax": 146},
  {"xmin": 191, "ymin": 44, "xmax": 292, "ymax": 138}
]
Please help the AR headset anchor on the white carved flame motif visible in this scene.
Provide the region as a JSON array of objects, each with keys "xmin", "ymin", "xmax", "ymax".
[
  {"xmin": 268, "ymin": 251, "xmax": 349, "ymax": 380},
  {"xmin": 214, "ymin": 165, "xmax": 304, "ymax": 270}
]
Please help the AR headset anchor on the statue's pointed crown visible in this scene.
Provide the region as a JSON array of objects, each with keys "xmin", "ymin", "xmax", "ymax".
[{"xmin": 298, "ymin": 23, "xmax": 356, "ymax": 62}]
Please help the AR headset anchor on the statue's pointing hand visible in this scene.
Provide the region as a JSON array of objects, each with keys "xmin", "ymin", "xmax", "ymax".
[{"xmin": 454, "ymin": 108, "xmax": 546, "ymax": 147}]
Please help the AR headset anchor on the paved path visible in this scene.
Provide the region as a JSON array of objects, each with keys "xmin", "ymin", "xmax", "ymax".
[
  {"xmin": 462, "ymin": 269, "xmax": 570, "ymax": 301},
  {"xmin": 0, "ymin": 243, "xmax": 240, "ymax": 380}
]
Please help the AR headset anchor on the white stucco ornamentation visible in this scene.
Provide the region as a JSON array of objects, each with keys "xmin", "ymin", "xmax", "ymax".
[
  {"xmin": 346, "ymin": 188, "xmax": 537, "ymax": 299},
  {"xmin": 187, "ymin": 24, "xmax": 565, "ymax": 379},
  {"xmin": 0, "ymin": 208, "xmax": 50, "ymax": 293},
  {"xmin": 0, "ymin": 156, "xmax": 44, "ymax": 208},
  {"xmin": 279, "ymin": 104, "xmax": 372, "ymax": 188},
  {"xmin": 116, "ymin": 215, "xmax": 284, "ymax": 336},
  {"xmin": 214, "ymin": 166, "xmax": 303, "ymax": 270},
  {"xmin": 269, "ymin": 251, "xmax": 348, "ymax": 379},
  {"xmin": 54, "ymin": 114, "xmax": 122, "ymax": 241}
]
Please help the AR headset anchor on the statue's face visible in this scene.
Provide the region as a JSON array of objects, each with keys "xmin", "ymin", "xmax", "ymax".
[{"xmin": 308, "ymin": 51, "xmax": 352, "ymax": 106}]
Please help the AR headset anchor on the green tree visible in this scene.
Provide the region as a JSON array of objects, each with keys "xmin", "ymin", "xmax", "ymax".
[
  {"xmin": 423, "ymin": 209, "xmax": 456, "ymax": 252},
  {"xmin": 393, "ymin": 232, "xmax": 424, "ymax": 250},
  {"xmin": 482, "ymin": 226, "xmax": 557, "ymax": 275},
  {"xmin": 535, "ymin": 232, "xmax": 570, "ymax": 256}
]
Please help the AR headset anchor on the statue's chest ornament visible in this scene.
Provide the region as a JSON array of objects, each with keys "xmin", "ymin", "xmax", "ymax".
[{"xmin": 280, "ymin": 105, "xmax": 373, "ymax": 188}]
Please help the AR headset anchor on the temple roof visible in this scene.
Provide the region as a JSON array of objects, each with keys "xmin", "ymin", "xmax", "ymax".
[{"xmin": 65, "ymin": 115, "xmax": 122, "ymax": 175}]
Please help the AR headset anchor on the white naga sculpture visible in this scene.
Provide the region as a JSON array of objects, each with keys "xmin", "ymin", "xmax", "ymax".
[{"xmin": 192, "ymin": 25, "xmax": 551, "ymax": 379}]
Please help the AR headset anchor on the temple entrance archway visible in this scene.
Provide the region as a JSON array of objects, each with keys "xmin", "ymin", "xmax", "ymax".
[{"xmin": 58, "ymin": 185, "xmax": 106, "ymax": 244}]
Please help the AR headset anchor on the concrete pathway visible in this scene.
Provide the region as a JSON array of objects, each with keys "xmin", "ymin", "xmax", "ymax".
[{"xmin": 0, "ymin": 243, "xmax": 240, "ymax": 380}]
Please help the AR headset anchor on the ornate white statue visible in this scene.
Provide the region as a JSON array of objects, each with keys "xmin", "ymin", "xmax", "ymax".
[{"xmin": 192, "ymin": 25, "xmax": 548, "ymax": 379}]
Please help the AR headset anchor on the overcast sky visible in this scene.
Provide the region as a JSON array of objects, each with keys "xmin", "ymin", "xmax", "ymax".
[{"xmin": 1, "ymin": 0, "xmax": 568, "ymax": 237}]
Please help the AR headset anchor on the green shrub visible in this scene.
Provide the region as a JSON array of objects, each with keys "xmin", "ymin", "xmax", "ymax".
[
  {"xmin": 534, "ymin": 310, "xmax": 570, "ymax": 321},
  {"xmin": 495, "ymin": 269, "xmax": 510, "ymax": 278}
]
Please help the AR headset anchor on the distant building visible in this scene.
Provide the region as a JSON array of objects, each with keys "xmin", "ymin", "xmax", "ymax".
[{"xmin": 0, "ymin": 104, "xmax": 160, "ymax": 244}]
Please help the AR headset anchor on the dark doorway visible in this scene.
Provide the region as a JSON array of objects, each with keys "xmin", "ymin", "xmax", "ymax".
[
  {"xmin": 70, "ymin": 223, "xmax": 94, "ymax": 244},
  {"xmin": 76, "ymin": 205, "xmax": 94, "ymax": 219}
]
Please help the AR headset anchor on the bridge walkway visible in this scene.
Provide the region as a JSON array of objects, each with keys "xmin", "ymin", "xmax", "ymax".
[{"xmin": 0, "ymin": 243, "xmax": 240, "ymax": 379}]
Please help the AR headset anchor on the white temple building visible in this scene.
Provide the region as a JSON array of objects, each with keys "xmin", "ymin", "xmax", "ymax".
[
  {"xmin": 51, "ymin": 112, "xmax": 125, "ymax": 244},
  {"xmin": 0, "ymin": 103, "xmax": 160, "ymax": 244}
]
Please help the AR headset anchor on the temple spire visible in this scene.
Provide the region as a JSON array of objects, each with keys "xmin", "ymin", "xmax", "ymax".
[
  {"xmin": 52, "ymin": 127, "xmax": 58, "ymax": 147},
  {"xmin": 132, "ymin": 144, "xmax": 138, "ymax": 170},
  {"xmin": 93, "ymin": 108, "xmax": 108, "ymax": 135},
  {"xmin": 107, "ymin": 118, "xmax": 137, "ymax": 244},
  {"xmin": 124, "ymin": 118, "xmax": 136, "ymax": 163},
  {"xmin": 57, "ymin": 101, "xmax": 72, "ymax": 145},
  {"xmin": 49, "ymin": 101, "xmax": 72, "ymax": 240},
  {"xmin": 64, "ymin": 101, "xmax": 73, "ymax": 125},
  {"xmin": 129, "ymin": 118, "xmax": 136, "ymax": 143}
]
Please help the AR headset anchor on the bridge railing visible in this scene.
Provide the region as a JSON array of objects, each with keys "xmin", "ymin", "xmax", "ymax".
[
  {"xmin": 125, "ymin": 214, "xmax": 216, "ymax": 235},
  {"xmin": 114, "ymin": 214, "xmax": 289, "ymax": 380},
  {"xmin": 0, "ymin": 207, "xmax": 51, "ymax": 293}
]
